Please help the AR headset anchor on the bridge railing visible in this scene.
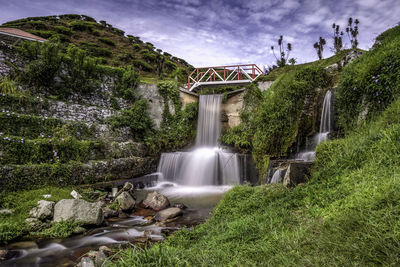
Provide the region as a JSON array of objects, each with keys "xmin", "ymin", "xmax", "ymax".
[{"xmin": 187, "ymin": 64, "xmax": 264, "ymax": 91}]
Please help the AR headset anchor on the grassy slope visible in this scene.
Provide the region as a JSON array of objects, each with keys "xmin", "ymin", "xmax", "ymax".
[
  {"xmin": 110, "ymin": 26, "xmax": 400, "ymax": 266},
  {"xmin": 1, "ymin": 15, "xmax": 191, "ymax": 79},
  {"xmin": 109, "ymin": 94, "xmax": 400, "ymax": 267}
]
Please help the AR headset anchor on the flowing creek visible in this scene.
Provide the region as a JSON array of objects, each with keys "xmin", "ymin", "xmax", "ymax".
[{"xmin": 1, "ymin": 94, "xmax": 253, "ymax": 266}]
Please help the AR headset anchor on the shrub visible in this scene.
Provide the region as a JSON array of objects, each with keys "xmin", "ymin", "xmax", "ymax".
[
  {"xmin": 114, "ymin": 66, "xmax": 140, "ymax": 101},
  {"xmin": 68, "ymin": 21, "xmax": 95, "ymax": 32},
  {"xmin": 19, "ymin": 41, "xmax": 63, "ymax": 91},
  {"xmin": 109, "ymin": 99, "xmax": 154, "ymax": 141},
  {"xmin": 54, "ymin": 25, "xmax": 72, "ymax": 35},
  {"xmin": 132, "ymin": 59, "xmax": 153, "ymax": 72},
  {"xmin": 99, "ymin": 37, "xmax": 116, "ymax": 46},
  {"xmin": 0, "ymin": 76, "xmax": 18, "ymax": 95}
]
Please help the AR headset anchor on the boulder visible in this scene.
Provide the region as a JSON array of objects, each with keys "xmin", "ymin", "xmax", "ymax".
[
  {"xmin": 114, "ymin": 182, "xmax": 134, "ymax": 199},
  {"xmin": 115, "ymin": 192, "xmax": 135, "ymax": 211},
  {"xmin": 95, "ymin": 250, "xmax": 107, "ymax": 267},
  {"xmin": 142, "ymin": 192, "xmax": 170, "ymax": 211},
  {"xmin": 53, "ymin": 199, "xmax": 103, "ymax": 225},
  {"xmin": 99, "ymin": 246, "xmax": 112, "ymax": 256},
  {"xmin": 73, "ymin": 226, "xmax": 87, "ymax": 234},
  {"xmin": 154, "ymin": 208, "xmax": 183, "ymax": 222},
  {"xmin": 29, "ymin": 200, "xmax": 55, "ymax": 220},
  {"xmin": 78, "ymin": 257, "xmax": 95, "ymax": 267},
  {"xmin": 102, "ymin": 206, "xmax": 119, "ymax": 218},
  {"xmin": 283, "ymin": 162, "xmax": 313, "ymax": 187}
]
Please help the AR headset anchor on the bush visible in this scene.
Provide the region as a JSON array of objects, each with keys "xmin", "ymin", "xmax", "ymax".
[
  {"xmin": 68, "ymin": 21, "xmax": 95, "ymax": 32},
  {"xmin": 109, "ymin": 99, "xmax": 154, "ymax": 141},
  {"xmin": 114, "ymin": 66, "xmax": 140, "ymax": 101},
  {"xmin": 99, "ymin": 37, "xmax": 116, "ymax": 46},
  {"xmin": 132, "ymin": 59, "xmax": 153, "ymax": 72},
  {"xmin": 54, "ymin": 25, "xmax": 72, "ymax": 35},
  {"xmin": 0, "ymin": 76, "xmax": 18, "ymax": 95},
  {"xmin": 20, "ymin": 41, "xmax": 63, "ymax": 91}
]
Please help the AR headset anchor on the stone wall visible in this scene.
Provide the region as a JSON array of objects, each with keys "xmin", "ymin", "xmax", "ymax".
[
  {"xmin": 222, "ymin": 90, "xmax": 245, "ymax": 131},
  {"xmin": 179, "ymin": 89, "xmax": 198, "ymax": 110},
  {"xmin": 136, "ymin": 83, "xmax": 165, "ymax": 129}
]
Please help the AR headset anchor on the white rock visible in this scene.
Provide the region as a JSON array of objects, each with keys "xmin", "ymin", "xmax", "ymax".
[
  {"xmin": 70, "ymin": 190, "xmax": 82, "ymax": 199},
  {"xmin": 154, "ymin": 208, "xmax": 183, "ymax": 222},
  {"xmin": 53, "ymin": 199, "xmax": 103, "ymax": 225},
  {"xmin": 29, "ymin": 200, "xmax": 55, "ymax": 220},
  {"xmin": 115, "ymin": 192, "xmax": 135, "ymax": 211}
]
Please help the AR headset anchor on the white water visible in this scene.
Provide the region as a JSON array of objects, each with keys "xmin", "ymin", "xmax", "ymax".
[
  {"xmin": 296, "ymin": 90, "xmax": 332, "ymax": 161},
  {"xmin": 270, "ymin": 169, "xmax": 284, "ymax": 183},
  {"xmin": 157, "ymin": 94, "xmax": 241, "ymax": 186}
]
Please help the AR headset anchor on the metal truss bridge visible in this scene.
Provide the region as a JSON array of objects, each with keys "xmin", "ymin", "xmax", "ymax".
[{"xmin": 187, "ymin": 64, "xmax": 264, "ymax": 92}]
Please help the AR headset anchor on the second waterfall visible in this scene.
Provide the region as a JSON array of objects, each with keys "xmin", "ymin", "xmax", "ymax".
[{"xmin": 157, "ymin": 95, "xmax": 241, "ymax": 186}]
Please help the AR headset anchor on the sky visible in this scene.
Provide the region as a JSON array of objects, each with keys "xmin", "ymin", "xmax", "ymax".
[{"xmin": 0, "ymin": 0, "xmax": 399, "ymax": 68}]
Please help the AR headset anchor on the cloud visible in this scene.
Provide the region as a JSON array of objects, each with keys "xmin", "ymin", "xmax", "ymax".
[{"xmin": 0, "ymin": 0, "xmax": 399, "ymax": 67}]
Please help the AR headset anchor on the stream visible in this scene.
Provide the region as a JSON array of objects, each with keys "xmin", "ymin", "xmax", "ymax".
[{"xmin": 1, "ymin": 183, "xmax": 231, "ymax": 267}]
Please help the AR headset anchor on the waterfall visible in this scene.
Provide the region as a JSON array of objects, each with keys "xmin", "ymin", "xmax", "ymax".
[
  {"xmin": 157, "ymin": 94, "xmax": 243, "ymax": 186},
  {"xmin": 316, "ymin": 90, "xmax": 332, "ymax": 144},
  {"xmin": 270, "ymin": 169, "xmax": 284, "ymax": 183},
  {"xmin": 296, "ymin": 90, "xmax": 333, "ymax": 161},
  {"xmin": 196, "ymin": 95, "xmax": 222, "ymax": 146}
]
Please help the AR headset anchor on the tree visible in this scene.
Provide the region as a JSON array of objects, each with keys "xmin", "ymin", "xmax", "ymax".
[
  {"xmin": 313, "ymin": 37, "xmax": 326, "ymax": 60},
  {"xmin": 288, "ymin": 58, "xmax": 296, "ymax": 65},
  {"xmin": 332, "ymin": 23, "xmax": 344, "ymax": 53},
  {"xmin": 346, "ymin": 17, "xmax": 360, "ymax": 49},
  {"xmin": 271, "ymin": 36, "xmax": 292, "ymax": 67}
]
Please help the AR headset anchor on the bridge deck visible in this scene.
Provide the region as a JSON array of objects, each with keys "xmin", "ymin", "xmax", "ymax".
[{"xmin": 187, "ymin": 64, "xmax": 263, "ymax": 92}]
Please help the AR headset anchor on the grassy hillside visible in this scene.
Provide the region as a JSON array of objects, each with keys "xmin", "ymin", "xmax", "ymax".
[
  {"xmin": 1, "ymin": 14, "xmax": 191, "ymax": 81},
  {"xmin": 109, "ymin": 25, "xmax": 400, "ymax": 266}
]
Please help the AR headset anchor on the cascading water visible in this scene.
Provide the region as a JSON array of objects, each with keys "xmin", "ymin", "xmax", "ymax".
[
  {"xmin": 296, "ymin": 90, "xmax": 333, "ymax": 161},
  {"xmin": 157, "ymin": 94, "xmax": 242, "ymax": 186}
]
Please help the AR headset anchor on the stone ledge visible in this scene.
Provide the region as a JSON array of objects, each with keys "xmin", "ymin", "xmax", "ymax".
[{"xmin": 0, "ymin": 157, "xmax": 157, "ymax": 192}]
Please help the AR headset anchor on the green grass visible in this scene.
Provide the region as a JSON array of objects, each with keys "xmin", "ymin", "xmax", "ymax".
[
  {"xmin": 0, "ymin": 187, "xmax": 72, "ymax": 244},
  {"xmin": 109, "ymin": 98, "xmax": 400, "ymax": 266}
]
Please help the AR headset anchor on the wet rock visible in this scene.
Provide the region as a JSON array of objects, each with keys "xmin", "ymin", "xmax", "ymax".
[
  {"xmin": 0, "ymin": 249, "xmax": 8, "ymax": 261},
  {"xmin": 118, "ymin": 212, "xmax": 129, "ymax": 219},
  {"xmin": 154, "ymin": 208, "xmax": 183, "ymax": 222},
  {"xmin": 95, "ymin": 250, "xmax": 107, "ymax": 267},
  {"xmin": 0, "ymin": 209, "xmax": 13, "ymax": 216},
  {"xmin": 73, "ymin": 226, "xmax": 86, "ymax": 234},
  {"xmin": 142, "ymin": 192, "xmax": 170, "ymax": 211},
  {"xmin": 53, "ymin": 199, "xmax": 103, "ymax": 225},
  {"xmin": 173, "ymin": 203, "xmax": 187, "ymax": 210},
  {"xmin": 115, "ymin": 192, "xmax": 135, "ymax": 211},
  {"xmin": 78, "ymin": 257, "xmax": 95, "ymax": 267},
  {"xmin": 114, "ymin": 182, "xmax": 134, "ymax": 198},
  {"xmin": 29, "ymin": 200, "xmax": 55, "ymax": 220},
  {"xmin": 70, "ymin": 190, "xmax": 82, "ymax": 199},
  {"xmin": 133, "ymin": 208, "xmax": 156, "ymax": 217},
  {"xmin": 86, "ymin": 250, "xmax": 99, "ymax": 258},
  {"xmin": 8, "ymin": 241, "xmax": 38, "ymax": 250},
  {"xmin": 102, "ymin": 206, "xmax": 119, "ymax": 218},
  {"xmin": 0, "ymin": 249, "xmax": 19, "ymax": 261},
  {"xmin": 99, "ymin": 246, "xmax": 112, "ymax": 257},
  {"xmin": 283, "ymin": 162, "xmax": 313, "ymax": 187}
]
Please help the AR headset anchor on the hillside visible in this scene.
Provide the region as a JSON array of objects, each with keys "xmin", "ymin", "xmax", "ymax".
[
  {"xmin": 109, "ymin": 24, "xmax": 400, "ymax": 266},
  {"xmin": 1, "ymin": 14, "xmax": 192, "ymax": 81}
]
